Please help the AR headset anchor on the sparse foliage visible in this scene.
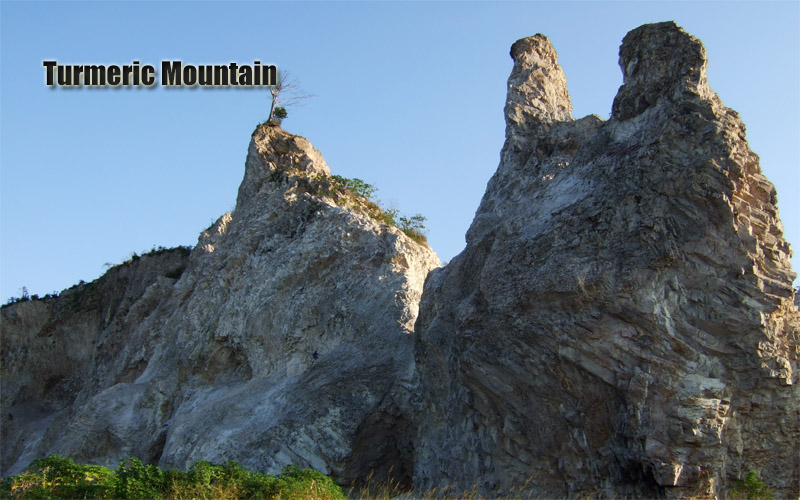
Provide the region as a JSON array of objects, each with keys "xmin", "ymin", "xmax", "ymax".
[
  {"xmin": 732, "ymin": 470, "xmax": 773, "ymax": 500},
  {"xmin": 268, "ymin": 71, "xmax": 311, "ymax": 123},
  {"xmin": 316, "ymin": 175, "xmax": 428, "ymax": 244},
  {"xmin": 330, "ymin": 175, "xmax": 377, "ymax": 200}
]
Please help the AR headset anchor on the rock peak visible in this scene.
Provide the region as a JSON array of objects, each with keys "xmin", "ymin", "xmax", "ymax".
[
  {"xmin": 236, "ymin": 123, "xmax": 331, "ymax": 211},
  {"xmin": 509, "ymin": 33, "xmax": 554, "ymax": 63},
  {"xmin": 612, "ymin": 21, "xmax": 710, "ymax": 120},
  {"xmin": 504, "ymin": 33, "xmax": 573, "ymax": 146}
]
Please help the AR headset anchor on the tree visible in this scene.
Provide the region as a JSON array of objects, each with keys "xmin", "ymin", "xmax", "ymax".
[{"xmin": 268, "ymin": 71, "xmax": 311, "ymax": 122}]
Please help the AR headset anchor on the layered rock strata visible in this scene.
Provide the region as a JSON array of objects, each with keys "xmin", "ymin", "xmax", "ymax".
[
  {"xmin": 0, "ymin": 124, "xmax": 440, "ymax": 484},
  {"xmin": 411, "ymin": 22, "xmax": 799, "ymax": 498}
]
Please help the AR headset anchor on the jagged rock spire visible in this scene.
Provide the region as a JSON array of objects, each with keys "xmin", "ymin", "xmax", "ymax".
[
  {"xmin": 612, "ymin": 21, "xmax": 711, "ymax": 120},
  {"xmin": 504, "ymin": 34, "xmax": 573, "ymax": 156}
]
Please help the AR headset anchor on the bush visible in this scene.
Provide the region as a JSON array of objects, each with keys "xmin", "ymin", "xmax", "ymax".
[
  {"xmin": 732, "ymin": 470, "xmax": 773, "ymax": 500},
  {"xmin": 1, "ymin": 455, "xmax": 346, "ymax": 500},
  {"xmin": 265, "ymin": 166, "xmax": 429, "ymax": 247},
  {"xmin": 330, "ymin": 175, "xmax": 377, "ymax": 200},
  {"xmin": 114, "ymin": 457, "xmax": 166, "ymax": 499},
  {"xmin": 398, "ymin": 214, "xmax": 428, "ymax": 244},
  {"xmin": 327, "ymin": 176, "xmax": 428, "ymax": 245},
  {"xmin": 273, "ymin": 107, "xmax": 288, "ymax": 120},
  {"xmin": 0, "ymin": 454, "xmax": 115, "ymax": 499},
  {"xmin": 272, "ymin": 464, "xmax": 345, "ymax": 500}
]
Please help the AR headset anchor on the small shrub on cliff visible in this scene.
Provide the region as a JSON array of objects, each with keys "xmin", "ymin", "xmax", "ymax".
[
  {"xmin": 732, "ymin": 470, "xmax": 773, "ymax": 500},
  {"xmin": 264, "ymin": 165, "xmax": 429, "ymax": 246},
  {"xmin": 273, "ymin": 107, "xmax": 288, "ymax": 120},
  {"xmin": 4, "ymin": 287, "xmax": 31, "ymax": 306},
  {"xmin": 330, "ymin": 175, "xmax": 377, "ymax": 200},
  {"xmin": 398, "ymin": 214, "xmax": 428, "ymax": 245},
  {"xmin": 326, "ymin": 175, "xmax": 429, "ymax": 245}
]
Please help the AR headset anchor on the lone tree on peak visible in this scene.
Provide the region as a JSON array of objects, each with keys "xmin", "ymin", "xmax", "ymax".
[{"xmin": 268, "ymin": 71, "xmax": 311, "ymax": 123}]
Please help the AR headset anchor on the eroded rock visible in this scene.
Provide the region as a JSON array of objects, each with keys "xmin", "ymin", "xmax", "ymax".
[
  {"xmin": 412, "ymin": 21, "xmax": 798, "ymax": 499},
  {"xmin": 1, "ymin": 124, "xmax": 440, "ymax": 484}
]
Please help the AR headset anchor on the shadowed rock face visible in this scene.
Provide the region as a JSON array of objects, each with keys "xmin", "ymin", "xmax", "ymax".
[
  {"xmin": 412, "ymin": 21, "xmax": 798, "ymax": 499},
  {"xmin": 1, "ymin": 124, "xmax": 440, "ymax": 484}
]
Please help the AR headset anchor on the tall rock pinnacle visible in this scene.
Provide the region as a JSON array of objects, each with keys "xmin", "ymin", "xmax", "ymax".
[
  {"xmin": 613, "ymin": 21, "xmax": 712, "ymax": 120},
  {"xmin": 412, "ymin": 21, "xmax": 798, "ymax": 499},
  {"xmin": 505, "ymin": 35, "xmax": 573, "ymax": 144}
]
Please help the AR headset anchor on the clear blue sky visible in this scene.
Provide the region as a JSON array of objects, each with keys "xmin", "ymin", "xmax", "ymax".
[{"xmin": 1, "ymin": 1, "xmax": 798, "ymax": 301}]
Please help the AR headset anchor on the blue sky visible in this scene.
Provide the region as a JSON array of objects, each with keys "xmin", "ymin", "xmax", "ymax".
[{"xmin": 1, "ymin": 1, "xmax": 798, "ymax": 301}]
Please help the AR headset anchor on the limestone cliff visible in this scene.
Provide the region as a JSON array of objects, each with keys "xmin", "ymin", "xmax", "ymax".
[
  {"xmin": 1, "ymin": 124, "xmax": 440, "ymax": 482},
  {"xmin": 411, "ymin": 22, "xmax": 799, "ymax": 498}
]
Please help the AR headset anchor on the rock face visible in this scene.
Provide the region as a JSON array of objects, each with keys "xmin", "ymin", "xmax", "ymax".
[
  {"xmin": 0, "ymin": 124, "xmax": 440, "ymax": 484},
  {"xmin": 412, "ymin": 22, "xmax": 799, "ymax": 498}
]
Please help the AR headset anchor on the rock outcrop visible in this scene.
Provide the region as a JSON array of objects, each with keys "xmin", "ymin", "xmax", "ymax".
[
  {"xmin": 2, "ymin": 21, "xmax": 798, "ymax": 500},
  {"xmin": 411, "ymin": 22, "xmax": 799, "ymax": 498},
  {"xmin": 1, "ymin": 124, "xmax": 440, "ymax": 484}
]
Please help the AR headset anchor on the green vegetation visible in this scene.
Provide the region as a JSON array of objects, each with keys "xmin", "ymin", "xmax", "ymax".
[
  {"xmin": 273, "ymin": 107, "xmax": 288, "ymax": 120},
  {"xmin": 397, "ymin": 214, "xmax": 428, "ymax": 245},
  {"xmin": 4, "ymin": 286, "xmax": 33, "ymax": 306},
  {"xmin": 732, "ymin": 470, "xmax": 773, "ymax": 500},
  {"xmin": 326, "ymin": 175, "xmax": 428, "ymax": 245},
  {"xmin": 268, "ymin": 169, "xmax": 429, "ymax": 245},
  {"xmin": 1, "ymin": 455, "xmax": 346, "ymax": 500},
  {"xmin": 4, "ymin": 285, "xmax": 66, "ymax": 306},
  {"xmin": 330, "ymin": 175, "xmax": 377, "ymax": 200}
]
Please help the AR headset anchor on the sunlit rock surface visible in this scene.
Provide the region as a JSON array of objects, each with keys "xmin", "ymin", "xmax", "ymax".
[{"xmin": 1, "ymin": 124, "xmax": 440, "ymax": 484}]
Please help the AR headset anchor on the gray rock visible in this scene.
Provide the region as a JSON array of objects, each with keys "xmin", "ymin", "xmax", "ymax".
[
  {"xmin": 0, "ymin": 124, "xmax": 440, "ymax": 484},
  {"xmin": 411, "ymin": 21, "xmax": 799, "ymax": 499}
]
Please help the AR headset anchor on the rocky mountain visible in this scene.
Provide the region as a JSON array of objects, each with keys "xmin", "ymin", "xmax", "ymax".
[
  {"xmin": 1, "ymin": 21, "xmax": 798, "ymax": 499},
  {"xmin": 1, "ymin": 124, "xmax": 440, "ymax": 486},
  {"xmin": 411, "ymin": 21, "xmax": 798, "ymax": 498}
]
